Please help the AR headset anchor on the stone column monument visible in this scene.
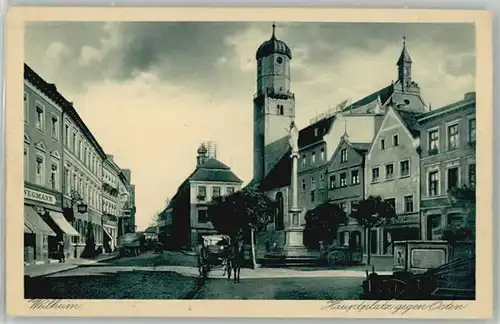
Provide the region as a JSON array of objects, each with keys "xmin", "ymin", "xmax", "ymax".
[{"xmin": 283, "ymin": 121, "xmax": 309, "ymax": 258}]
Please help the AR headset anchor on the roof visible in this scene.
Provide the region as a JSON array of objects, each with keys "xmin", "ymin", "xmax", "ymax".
[
  {"xmin": 343, "ymin": 83, "xmax": 394, "ymax": 112},
  {"xmin": 419, "ymin": 94, "xmax": 476, "ymax": 122},
  {"xmin": 256, "ymin": 29, "xmax": 292, "ymax": 60},
  {"xmin": 259, "ymin": 148, "xmax": 292, "ymax": 191},
  {"xmin": 298, "ymin": 115, "xmax": 336, "ymax": 148},
  {"xmin": 350, "ymin": 142, "xmax": 371, "ymax": 155},
  {"xmin": 189, "ymin": 158, "xmax": 243, "ymax": 183},
  {"xmin": 397, "ymin": 42, "xmax": 413, "ymax": 65},
  {"xmin": 394, "ymin": 108, "xmax": 424, "ymax": 138}
]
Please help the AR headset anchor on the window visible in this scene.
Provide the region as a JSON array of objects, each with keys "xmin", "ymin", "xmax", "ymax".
[
  {"xmin": 84, "ymin": 147, "xmax": 88, "ymax": 165},
  {"xmin": 385, "ymin": 163, "xmax": 394, "ymax": 179},
  {"xmin": 319, "ymin": 174, "xmax": 325, "ymax": 188},
  {"xmin": 64, "ymin": 167, "xmax": 70, "ymax": 194},
  {"xmin": 469, "ymin": 163, "xmax": 476, "ymax": 187},
  {"xmin": 447, "ymin": 124, "xmax": 459, "ymax": 150},
  {"xmin": 340, "ymin": 149, "xmax": 347, "ymax": 163},
  {"xmin": 35, "ymin": 155, "xmax": 45, "ymax": 185},
  {"xmin": 310, "ymin": 190, "xmax": 315, "ymax": 203},
  {"xmin": 197, "ymin": 186, "xmax": 206, "ymax": 199},
  {"xmin": 35, "ymin": 104, "xmax": 44, "ymax": 131},
  {"xmin": 50, "ymin": 164, "xmax": 58, "ymax": 190},
  {"xmin": 64, "ymin": 124, "xmax": 70, "ymax": 146},
  {"xmin": 428, "ymin": 129, "xmax": 439, "ymax": 153},
  {"xmin": 314, "ymin": 128, "xmax": 318, "ymax": 136},
  {"xmin": 447, "ymin": 167, "xmax": 459, "ymax": 190},
  {"xmin": 429, "ymin": 171, "xmax": 439, "ymax": 196},
  {"xmin": 393, "ymin": 134, "xmax": 399, "ymax": 146},
  {"xmin": 311, "ymin": 152, "xmax": 316, "ymax": 164},
  {"xmin": 469, "ymin": 118, "xmax": 476, "ymax": 143},
  {"xmin": 226, "ymin": 187, "xmax": 234, "ymax": 195},
  {"xmin": 79, "ymin": 141, "xmax": 83, "ymax": 160},
  {"xmin": 404, "ymin": 195, "xmax": 414, "ymax": 213},
  {"xmin": 302, "ymin": 179, "xmax": 306, "ymax": 191},
  {"xmin": 339, "ymin": 202, "xmax": 347, "ymax": 214},
  {"xmin": 75, "ymin": 137, "xmax": 80, "ymax": 157},
  {"xmin": 51, "ymin": 116, "xmax": 59, "ymax": 140},
  {"xmin": 380, "ymin": 138, "xmax": 385, "ymax": 150},
  {"xmin": 311, "ymin": 177, "xmax": 316, "ymax": 190},
  {"xmin": 72, "ymin": 132, "xmax": 76, "ymax": 151},
  {"xmin": 24, "ymin": 93, "xmax": 28, "ymax": 124},
  {"xmin": 24, "ymin": 145, "xmax": 29, "ymax": 180},
  {"xmin": 400, "ymin": 160, "xmax": 410, "ymax": 177},
  {"xmin": 212, "ymin": 186, "xmax": 221, "ymax": 198},
  {"xmin": 198, "ymin": 210, "xmax": 208, "ymax": 223},
  {"xmin": 302, "ymin": 155, "xmax": 306, "ymax": 167},
  {"xmin": 320, "ymin": 148, "xmax": 325, "ymax": 161},
  {"xmin": 385, "ymin": 198, "xmax": 396, "ymax": 212},
  {"xmin": 340, "ymin": 172, "xmax": 347, "ymax": 187},
  {"xmin": 351, "ymin": 169, "xmax": 359, "ymax": 184},
  {"xmin": 371, "ymin": 167, "xmax": 380, "ymax": 182},
  {"xmin": 329, "ymin": 175, "xmax": 336, "ymax": 189}
]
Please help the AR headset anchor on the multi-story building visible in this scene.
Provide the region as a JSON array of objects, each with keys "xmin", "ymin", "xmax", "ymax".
[
  {"xmin": 101, "ymin": 155, "xmax": 121, "ymax": 251},
  {"xmin": 24, "ymin": 63, "xmax": 136, "ymax": 261},
  {"xmin": 365, "ymin": 105, "xmax": 424, "ymax": 256},
  {"xmin": 419, "ymin": 92, "xmax": 476, "ymax": 240},
  {"xmin": 120, "ymin": 169, "xmax": 136, "ymax": 234},
  {"xmin": 169, "ymin": 144, "xmax": 243, "ymax": 250},
  {"xmin": 24, "ymin": 64, "xmax": 80, "ymax": 264},
  {"xmin": 61, "ymin": 100, "xmax": 107, "ymax": 259},
  {"xmin": 326, "ymin": 134, "xmax": 370, "ymax": 250}
]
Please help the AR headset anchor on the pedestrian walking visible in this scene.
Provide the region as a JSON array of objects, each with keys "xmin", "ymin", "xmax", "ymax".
[{"xmin": 58, "ymin": 241, "xmax": 65, "ymax": 263}]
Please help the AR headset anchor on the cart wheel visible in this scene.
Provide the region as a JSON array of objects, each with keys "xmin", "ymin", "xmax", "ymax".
[{"xmin": 383, "ymin": 279, "xmax": 407, "ymax": 299}]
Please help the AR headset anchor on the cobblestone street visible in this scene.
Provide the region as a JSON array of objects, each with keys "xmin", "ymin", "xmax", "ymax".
[{"xmin": 25, "ymin": 251, "xmax": 369, "ymax": 300}]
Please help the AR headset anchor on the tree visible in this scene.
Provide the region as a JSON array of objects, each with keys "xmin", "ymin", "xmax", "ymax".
[
  {"xmin": 207, "ymin": 187, "xmax": 276, "ymax": 269},
  {"xmin": 304, "ymin": 202, "xmax": 347, "ymax": 249},
  {"xmin": 350, "ymin": 195, "xmax": 397, "ymax": 265}
]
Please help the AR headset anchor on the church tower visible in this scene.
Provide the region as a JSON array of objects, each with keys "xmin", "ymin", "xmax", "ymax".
[
  {"xmin": 392, "ymin": 35, "xmax": 427, "ymax": 113},
  {"xmin": 253, "ymin": 23, "xmax": 295, "ymax": 183},
  {"xmin": 396, "ymin": 35, "xmax": 413, "ymax": 92}
]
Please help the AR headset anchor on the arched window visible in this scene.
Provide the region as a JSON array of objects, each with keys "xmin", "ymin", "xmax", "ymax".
[{"xmin": 275, "ymin": 192, "xmax": 284, "ymax": 230}]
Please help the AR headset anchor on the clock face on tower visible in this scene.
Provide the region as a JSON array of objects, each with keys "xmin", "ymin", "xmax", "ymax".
[{"xmin": 276, "ymin": 57, "xmax": 283, "ymax": 64}]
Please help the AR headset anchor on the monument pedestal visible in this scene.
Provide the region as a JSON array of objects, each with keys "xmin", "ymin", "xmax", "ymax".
[{"xmin": 282, "ymin": 208, "xmax": 312, "ymax": 259}]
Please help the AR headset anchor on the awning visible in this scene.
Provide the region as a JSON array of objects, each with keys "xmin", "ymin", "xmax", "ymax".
[
  {"xmin": 24, "ymin": 206, "xmax": 56, "ymax": 236},
  {"xmin": 103, "ymin": 227, "xmax": 113, "ymax": 240},
  {"xmin": 48, "ymin": 212, "xmax": 80, "ymax": 236},
  {"xmin": 24, "ymin": 224, "xmax": 33, "ymax": 234}
]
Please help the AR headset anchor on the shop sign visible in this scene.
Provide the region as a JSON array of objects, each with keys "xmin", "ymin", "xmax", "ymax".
[
  {"xmin": 394, "ymin": 214, "xmax": 419, "ymax": 224},
  {"xmin": 24, "ymin": 188, "xmax": 56, "ymax": 205}
]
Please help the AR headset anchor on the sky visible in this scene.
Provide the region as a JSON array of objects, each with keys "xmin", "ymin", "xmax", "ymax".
[{"xmin": 25, "ymin": 22, "xmax": 476, "ymax": 231}]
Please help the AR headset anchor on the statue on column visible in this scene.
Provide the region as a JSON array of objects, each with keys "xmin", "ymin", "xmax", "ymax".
[{"xmin": 288, "ymin": 121, "xmax": 299, "ymax": 154}]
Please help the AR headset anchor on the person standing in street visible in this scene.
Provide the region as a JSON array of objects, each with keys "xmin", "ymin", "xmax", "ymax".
[{"xmin": 58, "ymin": 241, "xmax": 65, "ymax": 263}]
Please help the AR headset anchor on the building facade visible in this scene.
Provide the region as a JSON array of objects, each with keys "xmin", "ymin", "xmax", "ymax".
[
  {"xmin": 24, "ymin": 65, "xmax": 77, "ymax": 264},
  {"xmin": 101, "ymin": 155, "xmax": 121, "ymax": 252},
  {"xmin": 365, "ymin": 106, "xmax": 423, "ymax": 255},
  {"xmin": 419, "ymin": 92, "xmax": 476, "ymax": 240},
  {"xmin": 169, "ymin": 144, "xmax": 243, "ymax": 250},
  {"xmin": 24, "ymin": 63, "xmax": 136, "ymax": 262},
  {"xmin": 120, "ymin": 169, "xmax": 136, "ymax": 234},
  {"xmin": 326, "ymin": 134, "xmax": 369, "ymax": 250}
]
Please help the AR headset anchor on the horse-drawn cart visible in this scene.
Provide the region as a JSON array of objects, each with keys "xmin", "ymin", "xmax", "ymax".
[
  {"xmin": 362, "ymin": 240, "xmax": 475, "ymax": 300},
  {"xmin": 197, "ymin": 234, "xmax": 232, "ymax": 277}
]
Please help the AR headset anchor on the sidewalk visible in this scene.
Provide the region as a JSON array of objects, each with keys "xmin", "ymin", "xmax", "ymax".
[{"xmin": 24, "ymin": 252, "xmax": 119, "ymax": 278}]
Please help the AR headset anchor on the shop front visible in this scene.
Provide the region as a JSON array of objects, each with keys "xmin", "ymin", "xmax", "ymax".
[
  {"xmin": 337, "ymin": 224, "xmax": 364, "ymax": 253},
  {"xmin": 24, "ymin": 185, "xmax": 70, "ymax": 264},
  {"xmin": 378, "ymin": 213, "xmax": 420, "ymax": 255}
]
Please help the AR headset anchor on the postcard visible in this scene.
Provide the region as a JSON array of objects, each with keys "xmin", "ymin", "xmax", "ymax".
[{"xmin": 5, "ymin": 6, "xmax": 493, "ymax": 319}]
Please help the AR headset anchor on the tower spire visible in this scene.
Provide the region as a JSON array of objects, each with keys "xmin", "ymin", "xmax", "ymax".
[{"xmin": 271, "ymin": 22, "xmax": 276, "ymax": 39}]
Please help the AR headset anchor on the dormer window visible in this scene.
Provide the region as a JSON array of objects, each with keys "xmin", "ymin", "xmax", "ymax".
[{"xmin": 314, "ymin": 128, "xmax": 318, "ymax": 137}]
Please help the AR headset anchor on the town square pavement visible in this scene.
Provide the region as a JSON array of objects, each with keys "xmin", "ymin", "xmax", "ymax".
[{"xmin": 25, "ymin": 251, "xmax": 383, "ymax": 300}]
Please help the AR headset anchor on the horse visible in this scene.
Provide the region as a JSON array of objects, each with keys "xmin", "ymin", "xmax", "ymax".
[{"xmin": 229, "ymin": 240, "xmax": 245, "ymax": 283}]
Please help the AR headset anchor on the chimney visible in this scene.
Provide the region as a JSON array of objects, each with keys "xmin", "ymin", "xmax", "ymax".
[{"xmin": 197, "ymin": 144, "xmax": 208, "ymax": 166}]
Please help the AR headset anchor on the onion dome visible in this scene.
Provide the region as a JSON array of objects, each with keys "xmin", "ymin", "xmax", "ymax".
[
  {"xmin": 197, "ymin": 144, "xmax": 208, "ymax": 155},
  {"xmin": 256, "ymin": 23, "xmax": 292, "ymax": 60}
]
